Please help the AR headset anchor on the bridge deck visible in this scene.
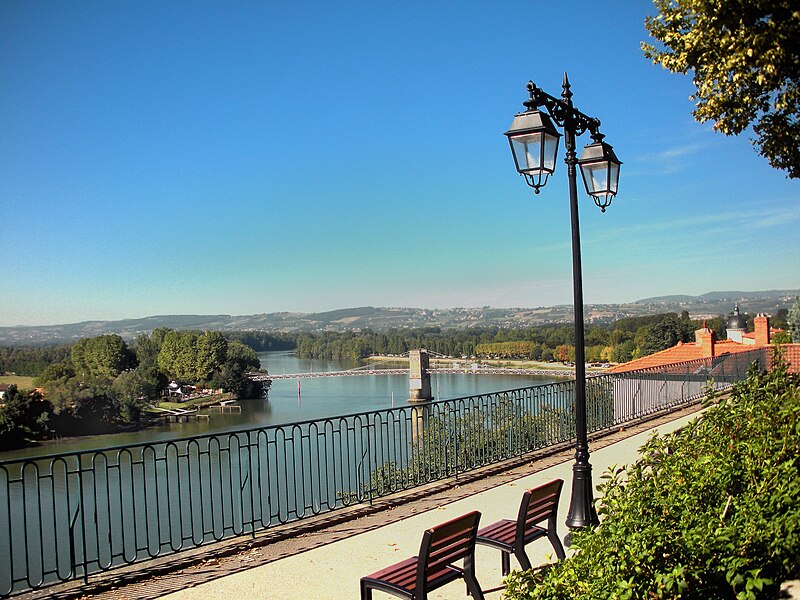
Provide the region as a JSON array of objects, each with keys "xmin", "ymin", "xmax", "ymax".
[{"xmin": 247, "ymin": 368, "xmax": 576, "ymax": 381}]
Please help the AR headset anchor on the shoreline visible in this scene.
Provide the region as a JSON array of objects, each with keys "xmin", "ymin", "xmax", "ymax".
[{"xmin": 366, "ymin": 354, "xmax": 610, "ymax": 373}]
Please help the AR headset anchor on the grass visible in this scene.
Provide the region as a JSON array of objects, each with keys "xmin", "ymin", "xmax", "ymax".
[
  {"xmin": 155, "ymin": 392, "xmax": 235, "ymax": 411},
  {"xmin": 0, "ymin": 375, "xmax": 36, "ymax": 388}
]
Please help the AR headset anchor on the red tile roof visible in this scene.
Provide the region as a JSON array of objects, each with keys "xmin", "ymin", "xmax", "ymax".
[{"xmin": 607, "ymin": 340, "xmax": 760, "ymax": 373}]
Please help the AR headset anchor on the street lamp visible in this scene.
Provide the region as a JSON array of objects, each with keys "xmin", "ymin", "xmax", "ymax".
[{"xmin": 505, "ymin": 74, "xmax": 621, "ymax": 529}]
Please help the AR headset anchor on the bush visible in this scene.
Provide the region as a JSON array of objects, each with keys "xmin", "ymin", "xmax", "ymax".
[{"xmin": 505, "ymin": 360, "xmax": 800, "ymax": 599}]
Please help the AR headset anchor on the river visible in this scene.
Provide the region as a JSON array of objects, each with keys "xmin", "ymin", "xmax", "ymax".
[
  {"xmin": 0, "ymin": 352, "xmax": 571, "ymax": 595},
  {"xmin": 0, "ymin": 351, "xmax": 564, "ymax": 462}
]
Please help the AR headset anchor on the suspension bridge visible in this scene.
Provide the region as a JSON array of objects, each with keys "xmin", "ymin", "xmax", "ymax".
[{"xmin": 247, "ymin": 365, "xmax": 576, "ymax": 381}]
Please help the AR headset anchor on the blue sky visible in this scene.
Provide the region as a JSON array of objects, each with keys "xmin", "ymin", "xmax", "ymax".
[{"xmin": 1, "ymin": 1, "xmax": 798, "ymax": 327}]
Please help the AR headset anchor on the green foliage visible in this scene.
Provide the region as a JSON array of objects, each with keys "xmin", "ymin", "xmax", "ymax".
[
  {"xmin": 225, "ymin": 340, "xmax": 261, "ymax": 371},
  {"xmin": 71, "ymin": 334, "xmax": 133, "ymax": 381},
  {"xmin": 0, "ymin": 385, "xmax": 53, "ymax": 449},
  {"xmin": 0, "ymin": 344, "xmax": 71, "ymax": 376},
  {"xmin": 112, "ymin": 368, "xmax": 160, "ymax": 423},
  {"xmin": 340, "ymin": 397, "xmax": 573, "ymax": 504},
  {"xmin": 474, "ymin": 341, "xmax": 536, "ymax": 358},
  {"xmin": 505, "ymin": 362, "xmax": 800, "ymax": 599},
  {"xmin": 789, "ymin": 297, "xmax": 800, "ymax": 343},
  {"xmin": 134, "ymin": 332, "xmax": 160, "ymax": 368},
  {"xmin": 195, "ymin": 331, "xmax": 228, "ymax": 382},
  {"xmin": 347, "ymin": 386, "xmax": 614, "ymax": 504},
  {"xmin": 155, "ymin": 329, "xmax": 260, "ymax": 392},
  {"xmin": 643, "ymin": 0, "xmax": 800, "ymax": 177},
  {"xmin": 35, "ymin": 361, "xmax": 76, "ymax": 387},
  {"xmin": 634, "ymin": 313, "xmax": 695, "ymax": 357},
  {"xmin": 291, "ymin": 313, "xmax": 702, "ymax": 366},
  {"xmin": 156, "ymin": 330, "xmax": 200, "ymax": 382},
  {"xmin": 612, "ymin": 339, "xmax": 636, "ymax": 363}
]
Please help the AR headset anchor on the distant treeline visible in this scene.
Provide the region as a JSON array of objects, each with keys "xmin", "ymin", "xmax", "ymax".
[
  {"xmin": 292, "ymin": 312, "xmax": 726, "ymax": 363},
  {"xmin": 290, "ymin": 309, "xmax": 790, "ymax": 363},
  {"xmin": 2, "ymin": 309, "xmax": 790, "ymax": 378},
  {"xmin": 0, "ymin": 345, "xmax": 72, "ymax": 376}
]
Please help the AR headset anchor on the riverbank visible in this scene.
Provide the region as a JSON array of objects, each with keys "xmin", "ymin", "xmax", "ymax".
[
  {"xmin": 153, "ymin": 392, "xmax": 238, "ymax": 412},
  {"xmin": 0, "ymin": 393, "xmax": 244, "ymax": 454},
  {"xmin": 366, "ymin": 354, "xmax": 610, "ymax": 373}
]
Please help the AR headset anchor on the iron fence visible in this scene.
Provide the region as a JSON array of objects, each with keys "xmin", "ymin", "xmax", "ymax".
[{"xmin": 0, "ymin": 348, "xmax": 766, "ymax": 596}]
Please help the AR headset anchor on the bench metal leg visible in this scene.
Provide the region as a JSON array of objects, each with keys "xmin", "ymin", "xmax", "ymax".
[
  {"xmin": 500, "ymin": 551, "xmax": 511, "ymax": 576},
  {"xmin": 464, "ymin": 554, "xmax": 485, "ymax": 600},
  {"xmin": 360, "ymin": 579, "xmax": 373, "ymax": 600},
  {"xmin": 465, "ymin": 572, "xmax": 485, "ymax": 600},
  {"xmin": 514, "ymin": 548, "xmax": 532, "ymax": 572},
  {"xmin": 548, "ymin": 527, "xmax": 566, "ymax": 560}
]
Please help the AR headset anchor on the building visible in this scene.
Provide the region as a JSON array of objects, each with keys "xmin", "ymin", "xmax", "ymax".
[
  {"xmin": 608, "ymin": 310, "xmax": 799, "ymax": 377},
  {"xmin": 608, "ymin": 313, "xmax": 773, "ymax": 374}
]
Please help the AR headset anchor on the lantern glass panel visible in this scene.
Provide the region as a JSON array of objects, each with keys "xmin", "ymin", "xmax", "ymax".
[
  {"xmin": 510, "ymin": 131, "xmax": 558, "ymax": 175},
  {"xmin": 608, "ymin": 162, "xmax": 620, "ymax": 194},
  {"xmin": 580, "ymin": 162, "xmax": 609, "ymax": 195}
]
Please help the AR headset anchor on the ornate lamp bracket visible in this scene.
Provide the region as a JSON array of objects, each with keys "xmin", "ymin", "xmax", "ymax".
[{"xmin": 522, "ymin": 80, "xmax": 599, "ymax": 138}]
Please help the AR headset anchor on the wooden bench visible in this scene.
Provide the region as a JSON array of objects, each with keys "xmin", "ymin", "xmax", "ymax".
[
  {"xmin": 475, "ymin": 479, "xmax": 566, "ymax": 575},
  {"xmin": 360, "ymin": 510, "xmax": 485, "ymax": 599}
]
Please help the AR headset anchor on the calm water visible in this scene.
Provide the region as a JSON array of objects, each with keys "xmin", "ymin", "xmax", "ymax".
[
  {"xmin": 0, "ymin": 352, "xmax": 566, "ymax": 594},
  {"xmin": 0, "ymin": 351, "xmax": 562, "ymax": 461}
]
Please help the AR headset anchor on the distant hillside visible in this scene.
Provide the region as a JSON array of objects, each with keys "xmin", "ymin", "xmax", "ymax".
[
  {"xmin": 1, "ymin": 289, "xmax": 797, "ymax": 346},
  {"xmin": 638, "ymin": 290, "xmax": 798, "ymax": 304}
]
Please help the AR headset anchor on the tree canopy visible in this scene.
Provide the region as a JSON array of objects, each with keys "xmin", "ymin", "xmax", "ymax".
[
  {"xmin": 643, "ymin": 0, "xmax": 800, "ymax": 177},
  {"xmin": 789, "ymin": 296, "xmax": 800, "ymax": 342}
]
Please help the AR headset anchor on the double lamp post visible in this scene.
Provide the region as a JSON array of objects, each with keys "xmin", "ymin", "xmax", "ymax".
[{"xmin": 504, "ymin": 74, "xmax": 621, "ymax": 529}]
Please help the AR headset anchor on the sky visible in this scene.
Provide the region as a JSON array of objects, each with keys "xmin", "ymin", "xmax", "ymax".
[{"xmin": 1, "ymin": 1, "xmax": 798, "ymax": 327}]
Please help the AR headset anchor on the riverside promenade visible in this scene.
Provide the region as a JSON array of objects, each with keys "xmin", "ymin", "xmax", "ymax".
[{"xmin": 40, "ymin": 405, "xmax": 708, "ymax": 600}]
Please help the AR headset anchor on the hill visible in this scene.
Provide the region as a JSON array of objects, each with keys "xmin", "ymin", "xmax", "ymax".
[{"xmin": 0, "ymin": 289, "xmax": 796, "ymax": 346}]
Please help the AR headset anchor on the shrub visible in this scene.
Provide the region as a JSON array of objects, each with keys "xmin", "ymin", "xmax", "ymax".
[{"xmin": 505, "ymin": 361, "xmax": 800, "ymax": 599}]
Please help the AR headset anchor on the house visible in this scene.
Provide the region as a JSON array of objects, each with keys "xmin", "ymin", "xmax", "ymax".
[
  {"xmin": 608, "ymin": 312, "xmax": 774, "ymax": 374},
  {"xmin": 726, "ymin": 304, "xmax": 783, "ymax": 345}
]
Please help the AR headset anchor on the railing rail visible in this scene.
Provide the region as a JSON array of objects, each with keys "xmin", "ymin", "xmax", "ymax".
[{"xmin": 0, "ymin": 348, "xmax": 767, "ymax": 596}]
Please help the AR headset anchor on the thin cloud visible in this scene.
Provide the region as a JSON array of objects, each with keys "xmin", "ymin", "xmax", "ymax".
[
  {"xmin": 586, "ymin": 203, "xmax": 797, "ymax": 246},
  {"xmin": 626, "ymin": 142, "xmax": 711, "ymax": 176}
]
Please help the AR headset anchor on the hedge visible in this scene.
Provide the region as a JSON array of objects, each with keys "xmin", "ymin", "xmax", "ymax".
[{"xmin": 505, "ymin": 358, "xmax": 800, "ymax": 599}]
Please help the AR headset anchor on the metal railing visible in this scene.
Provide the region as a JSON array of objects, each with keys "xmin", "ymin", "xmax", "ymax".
[{"xmin": 0, "ymin": 348, "xmax": 766, "ymax": 596}]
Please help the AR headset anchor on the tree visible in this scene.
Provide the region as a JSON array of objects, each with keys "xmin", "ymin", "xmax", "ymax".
[
  {"xmin": 643, "ymin": 0, "xmax": 800, "ymax": 177},
  {"xmin": 0, "ymin": 385, "xmax": 53, "ymax": 448},
  {"xmin": 612, "ymin": 340, "xmax": 636, "ymax": 363},
  {"xmin": 789, "ymin": 296, "xmax": 800, "ymax": 342},
  {"xmin": 157, "ymin": 330, "xmax": 198, "ymax": 382},
  {"xmin": 638, "ymin": 315, "xmax": 684, "ymax": 356},
  {"xmin": 225, "ymin": 340, "xmax": 261, "ymax": 372},
  {"xmin": 112, "ymin": 368, "xmax": 158, "ymax": 423},
  {"xmin": 195, "ymin": 331, "xmax": 228, "ymax": 382},
  {"xmin": 554, "ymin": 345, "xmax": 575, "ymax": 363},
  {"xmin": 134, "ymin": 333, "xmax": 160, "ymax": 368},
  {"xmin": 71, "ymin": 335, "xmax": 133, "ymax": 381},
  {"xmin": 35, "ymin": 362, "xmax": 76, "ymax": 387}
]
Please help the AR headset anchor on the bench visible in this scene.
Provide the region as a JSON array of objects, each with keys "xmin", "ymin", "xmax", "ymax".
[
  {"xmin": 476, "ymin": 479, "xmax": 566, "ymax": 575},
  {"xmin": 360, "ymin": 510, "xmax": 485, "ymax": 599}
]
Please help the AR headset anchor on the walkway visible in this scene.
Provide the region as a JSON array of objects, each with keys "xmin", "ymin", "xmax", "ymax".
[{"xmin": 44, "ymin": 406, "xmax": 704, "ymax": 600}]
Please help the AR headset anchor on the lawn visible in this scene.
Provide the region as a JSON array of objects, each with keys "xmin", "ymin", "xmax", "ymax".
[
  {"xmin": 155, "ymin": 392, "xmax": 235, "ymax": 411},
  {"xmin": 0, "ymin": 375, "xmax": 36, "ymax": 388}
]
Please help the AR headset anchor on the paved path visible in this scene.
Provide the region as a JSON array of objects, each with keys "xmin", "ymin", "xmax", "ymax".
[
  {"xmin": 31, "ymin": 407, "xmax": 711, "ymax": 600},
  {"xmin": 151, "ymin": 412, "xmax": 699, "ymax": 600}
]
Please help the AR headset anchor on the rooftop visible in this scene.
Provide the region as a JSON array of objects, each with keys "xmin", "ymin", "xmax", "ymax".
[{"xmin": 607, "ymin": 338, "xmax": 758, "ymax": 373}]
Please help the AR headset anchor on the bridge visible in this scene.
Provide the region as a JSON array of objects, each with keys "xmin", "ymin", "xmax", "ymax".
[{"xmin": 247, "ymin": 366, "xmax": 576, "ymax": 381}]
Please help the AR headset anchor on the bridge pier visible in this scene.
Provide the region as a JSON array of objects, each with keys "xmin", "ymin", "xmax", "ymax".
[{"xmin": 408, "ymin": 349, "xmax": 433, "ymax": 403}]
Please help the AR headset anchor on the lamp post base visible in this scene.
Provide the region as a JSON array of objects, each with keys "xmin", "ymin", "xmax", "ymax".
[{"xmin": 565, "ymin": 458, "xmax": 599, "ymax": 529}]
